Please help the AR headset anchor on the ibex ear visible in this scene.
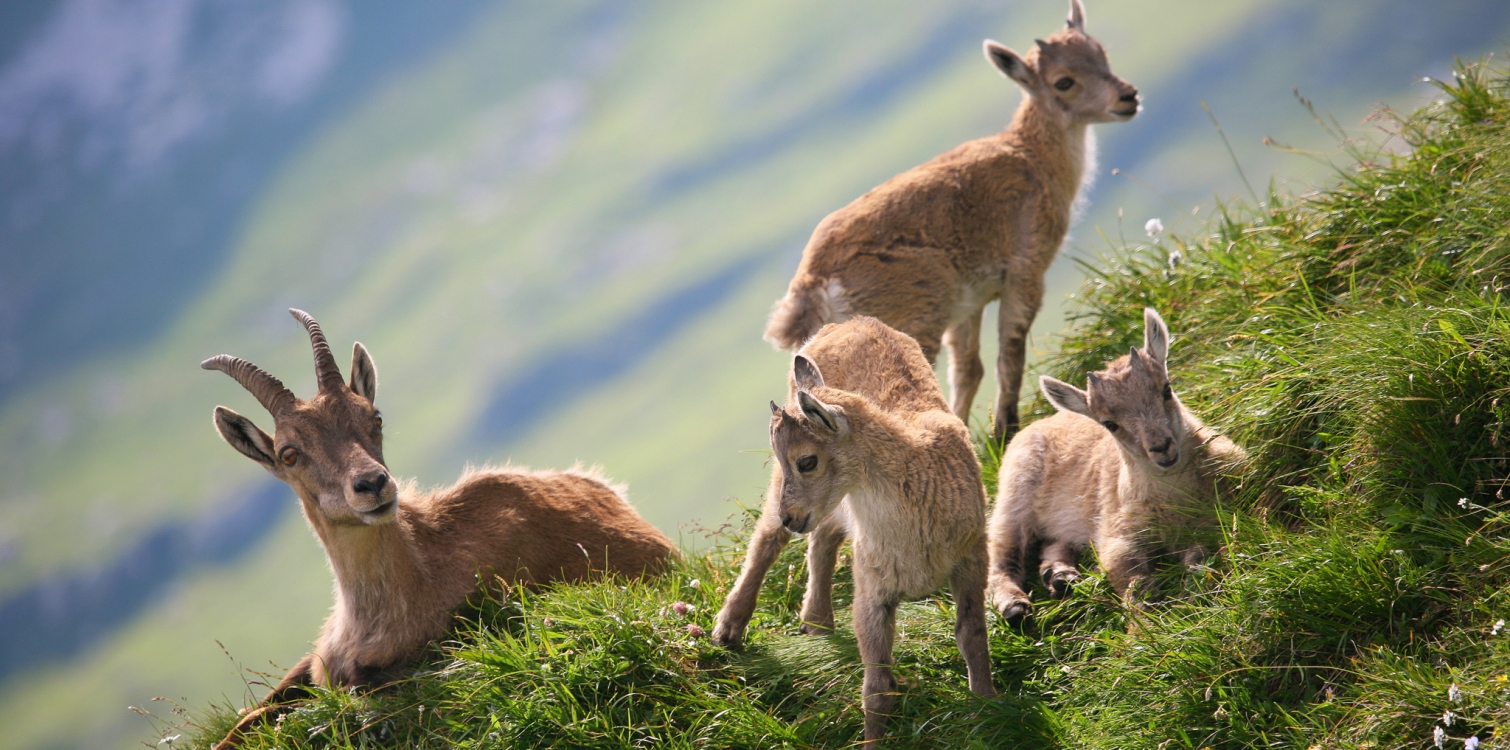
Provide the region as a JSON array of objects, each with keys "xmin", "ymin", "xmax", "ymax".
[
  {"xmin": 1143, "ymin": 308, "xmax": 1170, "ymax": 367},
  {"xmin": 797, "ymin": 390, "xmax": 846, "ymax": 435},
  {"xmin": 1040, "ymin": 376, "xmax": 1091, "ymax": 417},
  {"xmin": 1067, "ymin": 0, "xmax": 1086, "ymax": 32},
  {"xmin": 792, "ymin": 354, "xmax": 825, "ymax": 391},
  {"xmin": 983, "ymin": 41, "xmax": 1035, "ymax": 89},
  {"xmin": 213, "ymin": 406, "xmax": 278, "ymax": 469},
  {"xmin": 350, "ymin": 342, "xmax": 378, "ymax": 403}
]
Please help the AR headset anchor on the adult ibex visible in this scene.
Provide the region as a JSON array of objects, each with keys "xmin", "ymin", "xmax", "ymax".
[
  {"xmin": 714, "ymin": 316, "xmax": 994, "ymax": 743},
  {"xmin": 203, "ymin": 309, "xmax": 673, "ymax": 748},
  {"xmin": 987, "ymin": 308, "xmax": 1244, "ymax": 620},
  {"xmin": 765, "ymin": 0, "xmax": 1138, "ymax": 443}
]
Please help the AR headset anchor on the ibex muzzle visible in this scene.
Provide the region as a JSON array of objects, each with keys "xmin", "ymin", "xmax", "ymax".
[{"xmin": 203, "ymin": 309, "xmax": 397, "ymax": 526}]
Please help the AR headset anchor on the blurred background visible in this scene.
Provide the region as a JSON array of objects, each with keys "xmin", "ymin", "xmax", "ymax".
[{"xmin": 0, "ymin": 0, "xmax": 1505, "ymax": 746}]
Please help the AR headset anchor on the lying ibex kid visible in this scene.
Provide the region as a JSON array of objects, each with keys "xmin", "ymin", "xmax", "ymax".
[
  {"xmin": 765, "ymin": 0, "xmax": 1139, "ymax": 443},
  {"xmin": 713, "ymin": 316, "xmax": 995, "ymax": 743},
  {"xmin": 987, "ymin": 308, "xmax": 1244, "ymax": 619},
  {"xmin": 203, "ymin": 310, "xmax": 674, "ymax": 748}
]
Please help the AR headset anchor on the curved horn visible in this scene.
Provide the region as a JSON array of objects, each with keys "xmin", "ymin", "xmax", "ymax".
[
  {"xmin": 289, "ymin": 308, "xmax": 345, "ymax": 393},
  {"xmin": 201, "ymin": 355, "xmax": 295, "ymax": 415}
]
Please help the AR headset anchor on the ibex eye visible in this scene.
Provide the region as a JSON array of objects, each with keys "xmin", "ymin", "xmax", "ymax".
[
  {"xmin": 796, "ymin": 455, "xmax": 819, "ymax": 473},
  {"xmin": 279, "ymin": 446, "xmax": 298, "ymax": 466},
  {"xmin": 1101, "ymin": 421, "xmax": 1120, "ymax": 433},
  {"xmin": 1055, "ymin": 77, "xmax": 1074, "ymax": 91},
  {"xmin": 1162, "ymin": 383, "xmax": 1173, "ymax": 401},
  {"xmin": 374, "ymin": 411, "xmax": 384, "ymax": 427}
]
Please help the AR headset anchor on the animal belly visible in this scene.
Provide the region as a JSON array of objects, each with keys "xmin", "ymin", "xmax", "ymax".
[{"xmin": 854, "ymin": 535, "xmax": 954, "ymax": 600}]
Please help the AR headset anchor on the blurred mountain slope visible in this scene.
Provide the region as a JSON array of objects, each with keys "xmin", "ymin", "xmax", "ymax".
[{"xmin": 0, "ymin": 0, "xmax": 1506, "ymax": 747}]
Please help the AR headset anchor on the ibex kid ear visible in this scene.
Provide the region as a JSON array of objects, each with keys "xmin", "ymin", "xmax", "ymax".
[
  {"xmin": 1143, "ymin": 307, "xmax": 1170, "ymax": 367},
  {"xmin": 792, "ymin": 354, "xmax": 825, "ymax": 391},
  {"xmin": 1067, "ymin": 0, "xmax": 1086, "ymax": 32},
  {"xmin": 1040, "ymin": 375, "xmax": 1091, "ymax": 417},
  {"xmin": 350, "ymin": 342, "xmax": 378, "ymax": 403},
  {"xmin": 796, "ymin": 390, "xmax": 846, "ymax": 435},
  {"xmin": 213, "ymin": 406, "xmax": 279, "ymax": 470},
  {"xmin": 983, "ymin": 41, "xmax": 1035, "ymax": 89}
]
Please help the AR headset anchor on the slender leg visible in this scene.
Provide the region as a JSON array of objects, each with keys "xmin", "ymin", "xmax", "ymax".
[
  {"xmin": 852, "ymin": 579, "xmax": 900, "ymax": 744},
  {"xmin": 943, "ymin": 308, "xmax": 986, "ymax": 426},
  {"xmin": 986, "ymin": 443, "xmax": 1041, "ymax": 620},
  {"xmin": 798, "ymin": 508, "xmax": 849, "ymax": 634},
  {"xmin": 949, "ymin": 547, "xmax": 997, "ymax": 697},
  {"xmin": 1038, "ymin": 540, "xmax": 1081, "ymax": 599},
  {"xmin": 994, "ymin": 273, "xmax": 1045, "ymax": 446},
  {"xmin": 214, "ymin": 654, "xmax": 314, "ymax": 749},
  {"xmin": 715, "ymin": 474, "xmax": 793, "ymax": 646}
]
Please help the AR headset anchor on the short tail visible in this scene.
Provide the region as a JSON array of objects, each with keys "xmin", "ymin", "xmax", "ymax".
[{"xmin": 763, "ymin": 279, "xmax": 838, "ymax": 351}]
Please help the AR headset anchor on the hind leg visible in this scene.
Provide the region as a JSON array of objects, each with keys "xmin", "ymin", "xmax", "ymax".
[
  {"xmin": 944, "ymin": 307, "xmax": 986, "ymax": 426},
  {"xmin": 1038, "ymin": 540, "xmax": 1081, "ymax": 599}
]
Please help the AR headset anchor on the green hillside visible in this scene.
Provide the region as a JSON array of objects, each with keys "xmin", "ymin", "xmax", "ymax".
[
  {"xmin": 0, "ymin": 0, "xmax": 1507, "ymax": 747},
  {"xmin": 184, "ymin": 58, "xmax": 1510, "ymax": 750}
]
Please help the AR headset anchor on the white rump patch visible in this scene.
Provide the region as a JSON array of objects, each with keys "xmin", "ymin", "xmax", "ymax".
[{"xmin": 819, "ymin": 278, "xmax": 852, "ymax": 323}]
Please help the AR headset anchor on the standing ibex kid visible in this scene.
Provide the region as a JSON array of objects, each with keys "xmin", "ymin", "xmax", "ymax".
[
  {"xmin": 765, "ymin": 0, "xmax": 1139, "ymax": 443},
  {"xmin": 714, "ymin": 316, "xmax": 995, "ymax": 743},
  {"xmin": 987, "ymin": 308, "xmax": 1244, "ymax": 620},
  {"xmin": 203, "ymin": 310, "xmax": 674, "ymax": 748}
]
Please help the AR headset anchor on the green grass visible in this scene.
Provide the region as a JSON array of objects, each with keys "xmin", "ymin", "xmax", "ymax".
[{"xmin": 167, "ymin": 59, "xmax": 1510, "ymax": 750}]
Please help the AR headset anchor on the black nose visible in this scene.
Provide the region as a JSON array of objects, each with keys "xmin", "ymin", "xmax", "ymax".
[
  {"xmin": 1120, "ymin": 91, "xmax": 1139, "ymax": 103},
  {"xmin": 1150, "ymin": 437, "xmax": 1173, "ymax": 455},
  {"xmin": 353, "ymin": 472, "xmax": 389, "ymax": 495}
]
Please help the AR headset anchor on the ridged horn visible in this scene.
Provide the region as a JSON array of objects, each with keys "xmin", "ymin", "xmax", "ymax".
[
  {"xmin": 289, "ymin": 308, "xmax": 345, "ymax": 393},
  {"xmin": 201, "ymin": 355, "xmax": 295, "ymax": 415}
]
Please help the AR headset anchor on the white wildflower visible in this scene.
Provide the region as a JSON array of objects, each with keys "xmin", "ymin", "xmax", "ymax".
[
  {"xmin": 1435, "ymin": 725, "xmax": 1447, "ymax": 748},
  {"xmin": 1145, "ymin": 218, "xmax": 1164, "ymax": 239},
  {"xmin": 1495, "ymin": 619, "xmax": 1506, "ymax": 636},
  {"xmin": 1466, "ymin": 736, "xmax": 1480, "ymax": 750},
  {"xmin": 1443, "ymin": 709, "xmax": 1456, "ymax": 727},
  {"xmin": 157, "ymin": 736, "xmax": 180, "ymax": 746},
  {"xmin": 687, "ymin": 578, "xmax": 701, "ymax": 589},
  {"xmin": 1460, "ymin": 498, "xmax": 1470, "ymax": 508},
  {"xmin": 1450, "ymin": 683, "xmax": 1463, "ymax": 703}
]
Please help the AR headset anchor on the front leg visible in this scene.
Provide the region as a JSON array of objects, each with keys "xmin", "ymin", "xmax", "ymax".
[
  {"xmin": 949, "ymin": 547, "xmax": 996, "ymax": 697},
  {"xmin": 213, "ymin": 653, "xmax": 315, "ymax": 749},
  {"xmin": 853, "ymin": 579, "xmax": 900, "ymax": 744},
  {"xmin": 714, "ymin": 488, "xmax": 793, "ymax": 646},
  {"xmin": 993, "ymin": 274, "xmax": 1045, "ymax": 446},
  {"xmin": 1096, "ymin": 533, "xmax": 1159, "ymax": 606},
  {"xmin": 798, "ymin": 509, "xmax": 849, "ymax": 634}
]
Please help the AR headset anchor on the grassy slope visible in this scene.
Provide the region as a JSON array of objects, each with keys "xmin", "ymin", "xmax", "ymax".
[
  {"xmin": 179, "ymin": 61, "xmax": 1510, "ymax": 749},
  {"xmin": 2, "ymin": 1, "xmax": 1507, "ymax": 747}
]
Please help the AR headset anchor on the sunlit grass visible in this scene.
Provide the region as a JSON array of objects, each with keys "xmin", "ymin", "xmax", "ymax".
[{"xmin": 178, "ymin": 59, "xmax": 1510, "ymax": 749}]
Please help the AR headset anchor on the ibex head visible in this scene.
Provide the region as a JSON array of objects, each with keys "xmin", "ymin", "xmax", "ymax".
[
  {"xmin": 982, "ymin": 0, "xmax": 1139, "ymax": 124},
  {"xmin": 203, "ymin": 309, "xmax": 396, "ymax": 526},
  {"xmin": 768, "ymin": 354, "xmax": 854, "ymax": 534},
  {"xmin": 1041, "ymin": 308, "xmax": 1188, "ymax": 471}
]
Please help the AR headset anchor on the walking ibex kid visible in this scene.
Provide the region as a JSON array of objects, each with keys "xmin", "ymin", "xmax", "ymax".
[
  {"xmin": 203, "ymin": 310, "xmax": 674, "ymax": 748},
  {"xmin": 765, "ymin": 0, "xmax": 1138, "ymax": 443},
  {"xmin": 714, "ymin": 316, "xmax": 995, "ymax": 743},
  {"xmin": 987, "ymin": 308, "xmax": 1244, "ymax": 620}
]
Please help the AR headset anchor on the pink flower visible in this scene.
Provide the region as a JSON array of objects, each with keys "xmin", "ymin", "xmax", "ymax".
[
  {"xmin": 672, "ymin": 601, "xmax": 694, "ymax": 617},
  {"xmin": 686, "ymin": 623, "xmax": 705, "ymax": 637}
]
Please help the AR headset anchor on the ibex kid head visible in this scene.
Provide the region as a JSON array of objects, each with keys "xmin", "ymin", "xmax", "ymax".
[
  {"xmin": 768, "ymin": 355, "xmax": 854, "ymax": 534},
  {"xmin": 203, "ymin": 309, "xmax": 396, "ymax": 526},
  {"xmin": 1041, "ymin": 308, "xmax": 1186, "ymax": 470},
  {"xmin": 982, "ymin": 0, "xmax": 1139, "ymax": 125}
]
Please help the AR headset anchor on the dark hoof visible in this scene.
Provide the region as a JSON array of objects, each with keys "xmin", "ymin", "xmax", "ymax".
[
  {"xmin": 1043, "ymin": 569, "xmax": 1079, "ymax": 599},
  {"xmin": 711, "ymin": 621, "xmax": 744, "ymax": 648},
  {"xmin": 798, "ymin": 622, "xmax": 833, "ymax": 636},
  {"xmin": 997, "ymin": 600, "xmax": 1031, "ymax": 623}
]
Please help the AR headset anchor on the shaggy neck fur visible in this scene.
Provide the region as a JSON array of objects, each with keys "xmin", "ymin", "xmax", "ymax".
[
  {"xmin": 298, "ymin": 491, "xmax": 427, "ymax": 631},
  {"xmin": 1006, "ymin": 94, "xmax": 1092, "ymax": 204}
]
